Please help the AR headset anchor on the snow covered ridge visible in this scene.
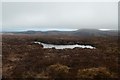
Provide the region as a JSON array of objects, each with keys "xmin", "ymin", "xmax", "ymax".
[{"xmin": 34, "ymin": 41, "xmax": 96, "ymax": 49}]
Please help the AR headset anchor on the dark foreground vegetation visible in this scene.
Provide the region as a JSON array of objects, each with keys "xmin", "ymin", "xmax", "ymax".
[{"xmin": 2, "ymin": 34, "xmax": 119, "ymax": 79}]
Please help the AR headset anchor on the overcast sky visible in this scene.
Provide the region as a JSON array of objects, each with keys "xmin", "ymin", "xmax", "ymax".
[{"xmin": 2, "ymin": 2, "xmax": 118, "ymax": 31}]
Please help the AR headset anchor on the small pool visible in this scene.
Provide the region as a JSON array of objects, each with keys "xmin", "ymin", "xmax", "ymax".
[{"xmin": 34, "ymin": 41, "xmax": 95, "ymax": 49}]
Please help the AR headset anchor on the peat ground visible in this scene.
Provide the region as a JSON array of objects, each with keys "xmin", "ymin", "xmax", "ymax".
[{"xmin": 2, "ymin": 34, "xmax": 119, "ymax": 79}]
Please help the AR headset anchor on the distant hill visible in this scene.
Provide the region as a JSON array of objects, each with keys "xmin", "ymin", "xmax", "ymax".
[{"xmin": 2, "ymin": 29, "xmax": 118, "ymax": 37}]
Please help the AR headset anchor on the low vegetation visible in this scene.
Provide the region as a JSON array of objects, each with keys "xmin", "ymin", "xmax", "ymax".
[
  {"xmin": 77, "ymin": 67, "xmax": 114, "ymax": 79},
  {"xmin": 2, "ymin": 34, "xmax": 119, "ymax": 79},
  {"xmin": 47, "ymin": 63, "xmax": 70, "ymax": 78}
]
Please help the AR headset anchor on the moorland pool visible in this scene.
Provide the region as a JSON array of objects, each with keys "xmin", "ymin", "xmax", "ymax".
[{"xmin": 34, "ymin": 41, "xmax": 95, "ymax": 49}]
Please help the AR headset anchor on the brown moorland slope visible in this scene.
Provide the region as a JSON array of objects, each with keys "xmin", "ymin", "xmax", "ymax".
[{"xmin": 2, "ymin": 34, "xmax": 119, "ymax": 79}]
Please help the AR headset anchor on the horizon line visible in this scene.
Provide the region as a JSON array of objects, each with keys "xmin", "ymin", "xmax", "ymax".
[{"xmin": 1, "ymin": 28, "xmax": 118, "ymax": 32}]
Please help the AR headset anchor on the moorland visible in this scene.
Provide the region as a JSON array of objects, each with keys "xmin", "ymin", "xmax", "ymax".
[{"xmin": 2, "ymin": 29, "xmax": 119, "ymax": 79}]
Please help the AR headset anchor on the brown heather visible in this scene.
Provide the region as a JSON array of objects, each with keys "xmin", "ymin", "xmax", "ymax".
[{"xmin": 2, "ymin": 34, "xmax": 119, "ymax": 79}]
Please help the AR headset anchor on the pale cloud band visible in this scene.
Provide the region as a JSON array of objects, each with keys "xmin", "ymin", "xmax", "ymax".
[{"xmin": 1, "ymin": 0, "xmax": 119, "ymax": 2}]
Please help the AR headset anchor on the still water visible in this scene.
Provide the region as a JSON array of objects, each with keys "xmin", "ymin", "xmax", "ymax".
[{"xmin": 34, "ymin": 41, "xmax": 95, "ymax": 49}]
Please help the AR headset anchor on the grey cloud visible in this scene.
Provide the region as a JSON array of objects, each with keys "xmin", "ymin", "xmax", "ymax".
[{"xmin": 2, "ymin": 2, "xmax": 118, "ymax": 31}]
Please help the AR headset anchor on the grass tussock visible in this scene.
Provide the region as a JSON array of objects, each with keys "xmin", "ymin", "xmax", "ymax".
[
  {"xmin": 47, "ymin": 63, "xmax": 70, "ymax": 78},
  {"xmin": 77, "ymin": 67, "xmax": 114, "ymax": 79}
]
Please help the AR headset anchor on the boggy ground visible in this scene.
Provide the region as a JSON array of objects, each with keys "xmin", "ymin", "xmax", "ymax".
[{"xmin": 2, "ymin": 34, "xmax": 119, "ymax": 79}]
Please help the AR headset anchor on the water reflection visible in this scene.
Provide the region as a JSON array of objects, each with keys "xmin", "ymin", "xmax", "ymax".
[{"xmin": 34, "ymin": 41, "xmax": 95, "ymax": 49}]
